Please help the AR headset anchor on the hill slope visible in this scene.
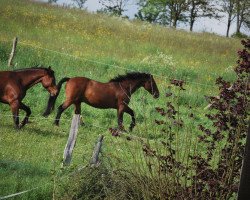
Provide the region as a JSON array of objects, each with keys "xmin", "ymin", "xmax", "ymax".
[
  {"xmin": 0, "ymin": 0, "xmax": 242, "ymax": 199},
  {"xmin": 0, "ymin": 0, "xmax": 240, "ymax": 77}
]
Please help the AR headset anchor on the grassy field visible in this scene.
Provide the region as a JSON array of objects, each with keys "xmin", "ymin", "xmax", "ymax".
[{"xmin": 0, "ymin": 0, "xmax": 243, "ymax": 199}]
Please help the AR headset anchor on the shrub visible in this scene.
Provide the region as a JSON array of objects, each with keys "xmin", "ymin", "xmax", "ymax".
[{"xmin": 141, "ymin": 39, "xmax": 249, "ymax": 199}]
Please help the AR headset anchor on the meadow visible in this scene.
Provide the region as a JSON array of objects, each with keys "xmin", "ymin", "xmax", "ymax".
[{"xmin": 0, "ymin": 0, "xmax": 245, "ymax": 199}]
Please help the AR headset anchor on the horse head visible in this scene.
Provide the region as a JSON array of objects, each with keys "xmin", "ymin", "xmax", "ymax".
[
  {"xmin": 143, "ymin": 74, "xmax": 159, "ymax": 99},
  {"xmin": 41, "ymin": 66, "xmax": 58, "ymax": 96}
]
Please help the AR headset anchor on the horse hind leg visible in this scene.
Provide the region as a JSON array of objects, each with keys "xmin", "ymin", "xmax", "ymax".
[
  {"xmin": 74, "ymin": 103, "xmax": 84, "ymax": 126},
  {"xmin": 54, "ymin": 100, "xmax": 72, "ymax": 126},
  {"xmin": 19, "ymin": 102, "xmax": 31, "ymax": 128},
  {"xmin": 10, "ymin": 100, "xmax": 20, "ymax": 129},
  {"xmin": 74, "ymin": 102, "xmax": 81, "ymax": 114}
]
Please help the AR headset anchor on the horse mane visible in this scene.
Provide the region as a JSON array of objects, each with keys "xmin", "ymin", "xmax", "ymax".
[
  {"xmin": 109, "ymin": 72, "xmax": 151, "ymax": 82},
  {"xmin": 14, "ymin": 66, "xmax": 54, "ymax": 75}
]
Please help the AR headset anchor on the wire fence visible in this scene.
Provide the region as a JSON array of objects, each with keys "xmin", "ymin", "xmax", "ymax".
[
  {"xmin": 0, "ymin": 111, "xmax": 146, "ymax": 200},
  {"xmin": 0, "ymin": 163, "xmax": 88, "ymax": 200},
  {"xmin": 16, "ymin": 40, "xmax": 218, "ymax": 89},
  {"xmin": 0, "ymin": 112, "xmax": 109, "ymax": 131},
  {"xmin": 0, "ymin": 38, "xmax": 228, "ymax": 199},
  {"xmin": 0, "ymin": 113, "xmax": 109, "ymax": 200},
  {"xmin": 0, "ymin": 38, "xmax": 221, "ymax": 140},
  {"xmin": 0, "ymin": 111, "xmax": 160, "ymax": 142}
]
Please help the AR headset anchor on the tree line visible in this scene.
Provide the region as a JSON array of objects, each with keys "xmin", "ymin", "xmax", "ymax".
[{"xmin": 48, "ymin": 0, "xmax": 250, "ymax": 37}]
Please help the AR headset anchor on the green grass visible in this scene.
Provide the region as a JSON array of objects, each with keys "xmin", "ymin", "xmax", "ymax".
[{"xmin": 0, "ymin": 0, "xmax": 242, "ymax": 199}]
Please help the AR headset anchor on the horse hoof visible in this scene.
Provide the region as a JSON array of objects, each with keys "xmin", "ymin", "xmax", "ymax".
[
  {"xmin": 15, "ymin": 125, "xmax": 22, "ymax": 130},
  {"xmin": 80, "ymin": 121, "xmax": 85, "ymax": 126},
  {"xmin": 42, "ymin": 112, "xmax": 49, "ymax": 118},
  {"xmin": 19, "ymin": 122, "xmax": 27, "ymax": 129},
  {"xmin": 122, "ymin": 129, "xmax": 128, "ymax": 133},
  {"xmin": 109, "ymin": 127, "xmax": 124, "ymax": 136},
  {"xmin": 20, "ymin": 119, "xmax": 29, "ymax": 127},
  {"xmin": 54, "ymin": 122, "xmax": 59, "ymax": 126},
  {"xmin": 129, "ymin": 124, "xmax": 135, "ymax": 132}
]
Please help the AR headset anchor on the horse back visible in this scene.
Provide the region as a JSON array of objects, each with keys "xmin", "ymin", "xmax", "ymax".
[{"xmin": 65, "ymin": 77, "xmax": 118, "ymax": 108}]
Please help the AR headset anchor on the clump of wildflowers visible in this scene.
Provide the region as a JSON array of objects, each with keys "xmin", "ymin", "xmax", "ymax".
[{"xmin": 141, "ymin": 51, "xmax": 176, "ymax": 67}]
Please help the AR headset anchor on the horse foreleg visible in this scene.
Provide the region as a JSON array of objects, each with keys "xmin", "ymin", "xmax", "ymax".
[
  {"xmin": 117, "ymin": 105, "xmax": 125, "ymax": 131},
  {"xmin": 54, "ymin": 101, "xmax": 71, "ymax": 126},
  {"xmin": 10, "ymin": 100, "xmax": 20, "ymax": 129},
  {"xmin": 19, "ymin": 102, "xmax": 31, "ymax": 128},
  {"xmin": 124, "ymin": 106, "xmax": 135, "ymax": 132}
]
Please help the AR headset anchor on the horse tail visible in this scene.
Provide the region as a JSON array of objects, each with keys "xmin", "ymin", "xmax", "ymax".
[{"xmin": 43, "ymin": 77, "xmax": 70, "ymax": 117}]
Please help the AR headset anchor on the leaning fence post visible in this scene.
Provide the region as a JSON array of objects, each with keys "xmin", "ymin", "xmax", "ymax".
[
  {"xmin": 237, "ymin": 124, "xmax": 250, "ymax": 199},
  {"xmin": 62, "ymin": 114, "xmax": 80, "ymax": 166},
  {"xmin": 90, "ymin": 135, "xmax": 104, "ymax": 167},
  {"xmin": 8, "ymin": 37, "xmax": 18, "ymax": 67}
]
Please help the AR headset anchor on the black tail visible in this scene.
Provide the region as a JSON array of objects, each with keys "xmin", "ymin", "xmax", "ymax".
[{"xmin": 43, "ymin": 77, "xmax": 70, "ymax": 117}]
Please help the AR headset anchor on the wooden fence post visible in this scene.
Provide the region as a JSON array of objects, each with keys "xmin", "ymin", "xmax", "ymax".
[
  {"xmin": 62, "ymin": 114, "xmax": 80, "ymax": 166},
  {"xmin": 90, "ymin": 135, "xmax": 104, "ymax": 167},
  {"xmin": 8, "ymin": 37, "xmax": 18, "ymax": 67},
  {"xmin": 237, "ymin": 123, "xmax": 250, "ymax": 199}
]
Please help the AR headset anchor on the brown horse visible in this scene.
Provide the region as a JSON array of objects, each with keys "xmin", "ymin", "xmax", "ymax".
[
  {"xmin": 0, "ymin": 66, "xmax": 58, "ymax": 128},
  {"xmin": 44, "ymin": 72, "xmax": 159, "ymax": 131}
]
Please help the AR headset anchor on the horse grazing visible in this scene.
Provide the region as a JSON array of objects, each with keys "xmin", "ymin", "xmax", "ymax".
[
  {"xmin": 0, "ymin": 66, "xmax": 58, "ymax": 128},
  {"xmin": 44, "ymin": 72, "xmax": 159, "ymax": 131}
]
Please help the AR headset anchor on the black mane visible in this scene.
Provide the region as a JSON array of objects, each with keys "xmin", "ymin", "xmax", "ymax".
[
  {"xmin": 109, "ymin": 72, "xmax": 151, "ymax": 82},
  {"xmin": 14, "ymin": 66, "xmax": 54, "ymax": 74},
  {"xmin": 15, "ymin": 66, "xmax": 44, "ymax": 71}
]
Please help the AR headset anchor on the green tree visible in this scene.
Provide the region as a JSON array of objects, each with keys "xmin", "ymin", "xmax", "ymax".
[
  {"xmin": 221, "ymin": 0, "xmax": 236, "ymax": 37},
  {"xmin": 73, "ymin": 0, "xmax": 87, "ymax": 9},
  {"xmin": 244, "ymin": 12, "xmax": 250, "ymax": 29},
  {"xmin": 135, "ymin": 0, "xmax": 166, "ymax": 24},
  {"xmin": 167, "ymin": 0, "xmax": 189, "ymax": 28},
  {"xmin": 187, "ymin": 0, "xmax": 217, "ymax": 32},
  {"xmin": 235, "ymin": 0, "xmax": 250, "ymax": 34},
  {"xmin": 98, "ymin": 0, "xmax": 130, "ymax": 16},
  {"xmin": 136, "ymin": 0, "xmax": 189, "ymax": 27},
  {"xmin": 48, "ymin": 0, "xmax": 58, "ymax": 3}
]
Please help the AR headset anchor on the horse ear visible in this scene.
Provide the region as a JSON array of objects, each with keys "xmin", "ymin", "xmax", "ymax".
[{"xmin": 48, "ymin": 66, "xmax": 51, "ymax": 70}]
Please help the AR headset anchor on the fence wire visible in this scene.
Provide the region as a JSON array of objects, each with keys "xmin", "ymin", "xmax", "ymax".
[
  {"xmin": 17, "ymin": 41, "xmax": 217, "ymax": 88},
  {"xmin": 0, "ymin": 163, "xmax": 88, "ymax": 200},
  {"xmin": 0, "ymin": 38, "xmax": 221, "ymax": 199}
]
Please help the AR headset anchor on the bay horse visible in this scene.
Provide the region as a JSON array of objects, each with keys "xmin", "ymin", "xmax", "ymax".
[
  {"xmin": 0, "ymin": 66, "xmax": 58, "ymax": 128},
  {"xmin": 44, "ymin": 72, "xmax": 159, "ymax": 131}
]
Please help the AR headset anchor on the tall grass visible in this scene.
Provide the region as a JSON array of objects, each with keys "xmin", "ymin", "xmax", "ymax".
[
  {"xmin": 62, "ymin": 39, "xmax": 249, "ymax": 199},
  {"xmin": 0, "ymin": 0, "xmax": 245, "ymax": 199}
]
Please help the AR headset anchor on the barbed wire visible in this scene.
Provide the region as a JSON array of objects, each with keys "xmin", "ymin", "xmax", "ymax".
[
  {"xmin": 0, "ymin": 163, "xmax": 88, "ymax": 200},
  {"xmin": 0, "ymin": 110, "xmax": 166, "ymax": 144},
  {"xmin": 0, "ymin": 113, "xmax": 152, "ymax": 200},
  {"xmin": 17, "ymin": 41, "xmax": 217, "ymax": 88},
  {"xmin": 0, "ymin": 38, "xmax": 219, "ymax": 199},
  {"xmin": 0, "ymin": 113, "xmax": 109, "ymax": 131}
]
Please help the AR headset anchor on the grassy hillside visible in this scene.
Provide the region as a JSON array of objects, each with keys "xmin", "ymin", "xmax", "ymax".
[{"xmin": 0, "ymin": 0, "xmax": 242, "ymax": 199}]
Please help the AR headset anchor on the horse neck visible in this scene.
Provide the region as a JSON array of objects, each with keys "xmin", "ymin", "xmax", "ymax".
[
  {"xmin": 119, "ymin": 79, "xmax": 144, "ymax": 95},
  {"xmin": 16, "ymin": 69, "xmax": 46, "ymax": 89}
]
